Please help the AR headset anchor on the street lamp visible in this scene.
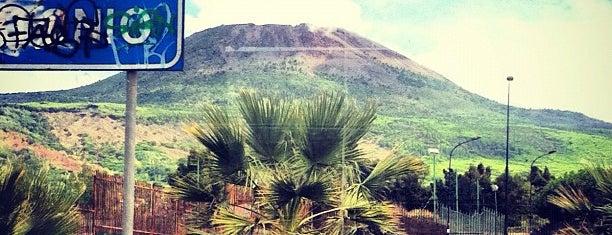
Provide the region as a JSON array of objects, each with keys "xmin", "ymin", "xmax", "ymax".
[
  {"xmin": 504, "ymin": 76, "xmax": 513, "ymax": 235},
  {"xmin": 428, "ymin": 147, "xmax": 440, "ymax": 221},
  {"xmin": 528, "ymin": 150, "xmax": 556, "ymax": 232},
  {"xmin": 492, "ymin": 184, "xmax": 499, "ymax": 234},
  {"xmin": 447, "ymin": 136, "xmax": 481, "ymax": 234}
]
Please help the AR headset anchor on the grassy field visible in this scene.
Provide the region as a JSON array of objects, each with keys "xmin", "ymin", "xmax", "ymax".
[{"xmin": 6, "ymin": 101, "xmax": 611, "ymax": 182}]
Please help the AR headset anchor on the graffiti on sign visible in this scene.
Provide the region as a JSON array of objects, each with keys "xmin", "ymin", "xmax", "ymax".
[{"xmin": 0, "ymin": 0, "xmax": 183, "ymax": 70}]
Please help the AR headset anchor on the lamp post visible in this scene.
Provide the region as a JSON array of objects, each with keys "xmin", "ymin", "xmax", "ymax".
[
  {"xmin": 528, "ymin": 150, "xmax": 556, "ymax": 232},
  {"xmin": 492, "ymin": 184, "xmax": 499, "ymax": 234},
  {"xmin": 429, "ymin": 147, "xmax": 440, "ymax": 221},
  {"xmin": 447, "ymin": 136, "xmax": 481, "ymax": 234},
  {"xmin": 504, "ymin": 76, "xmax": 513, "ymax": 235}
]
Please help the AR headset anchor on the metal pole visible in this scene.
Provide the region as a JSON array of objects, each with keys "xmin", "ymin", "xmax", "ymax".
[
  {"xmin": 504, "ymin": 76, "xmax": 513, "ymax": 235},
  {"xmin": 477, "ymin": 180, "xmax": 480, "ymax": 233},
  {"xmin": 122, "ymin": 71, "xmax": 138, "ymax": 235},
  {"xmin": 491, "ymin": 184, "xmax": 499, "ymax": 235},
  {"xmin": 447, "ymin": 157, "xmax": 453, "ymax": 234},
  {"xmin": 151, "ymin": 183, "xmax": 155, "ymax": 235},
  {"xmin": 93, "ymin": 174, "xmax": 97, "ymax": 233},
  {"xmin": 197, "ymin": 157, "xmax": 200, "ymax": 184},
  {"xmin": 528, "ymin": 150, "xmax": 556, "ymax": 233},
  {"xmin": 477, "ymin": 181, "xmax": 480, "ymax": 214},
  {"xmin": 447, "ymin": 136, "xmax": 481, "ymax": 234},
  {"xmin": 495, "ymin": 190, "xmax": 498, "ymax": 234},
  {"xmin": 433, "ymin": 153, "xmax": 437, "ymax": 219},
  {"xmin": 455, "ymin": 173, "xmax": 458, "ymax": 231}
]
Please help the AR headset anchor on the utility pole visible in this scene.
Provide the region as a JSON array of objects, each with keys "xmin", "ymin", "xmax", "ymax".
[
  {"xmin": 428, "ymin": 147, "xmax": 440, "ymax": 220},
  {"xmin": 122, "ymin": 71, "xmax": 138, "ymax": 235}
]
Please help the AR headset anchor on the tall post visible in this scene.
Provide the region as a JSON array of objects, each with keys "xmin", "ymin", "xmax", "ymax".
[
  {"xmin": 528, "ymin": 150, "xmax": 556, "ymax": 233},
  {"xmin": 122, "ymin": 71, "xmax": 138, "ymax": 235},
  {"xmin": 433, "ymin": 152, "xmax": 437, "ymax": 218},
  {"xmin": 428, "ymin": 148, "xmax": 440, "ymax": 221},
  {"xmin": 495, "ymin": 191, "xmax": 499, "ymax": 234},
  {"xmin": 504, "ymin": 76, "xmax": 513, "ymax": 235},
  {"xmin": 455, "ymin": 173, "xmax": 458, "ymax": 229},
  {"xmin": 476, "ymin": 181, "xmax": 480, "ymax": 214},
  {"xmin": 477, "ymin": 180, "xmax": 480, "ymax": 233},
  {"xmin": 447, "ymin": 136, "xmax": 481, "ymax": 234},
  {"xmin": 491, "ymin": 184, "xmax": 499, "ymax": 235},
  {"xmin": 197, "ymin": 157, "xmax": 200, "ymax": 184},
  {"xmin": 93, "ymin": 174, "xmax": 97, "ymax": 233}
]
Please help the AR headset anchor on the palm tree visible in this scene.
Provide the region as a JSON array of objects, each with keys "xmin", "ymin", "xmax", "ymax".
[
  {"xmin": 0, "ymin": 159, "xmax": 85, "ymax": 235},
  {"xmin": 171, "ymin": 90, "xmax": 426, "ymax": 234},
  {"xmin": 547, "ymin": 164, "xmax": 612, "ymax": 234}
]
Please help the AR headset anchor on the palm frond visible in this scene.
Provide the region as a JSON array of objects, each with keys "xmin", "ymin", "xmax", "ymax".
[
  {"xmin": 0, "ymin": 160, "xmax": 84, "ymax": 235},
  {"xmin": 345, "ymin": 202, "xmax": 398, "ymax": 235},
  {"xmin": 297, "ymin": 92, "xmax": 377, "ymax": 171},
  {"xmin": 168, "ymin": 174, "xmax": 223, "ymax": 202},
  {"xmin": 238, "ymin": 90, "xmax": 294, "ymax": 163},
  {"xmin": 257, "ymin": 165, "xmax": 334, "ymax": 233},
  {"xmin": 0, "ymin": 163, "xmax": 31, "ymax": 235},
  {"xmin": 588, "ymin": 164, "xmax": 612, "ymax": 196},
  {"xmin": 319, "ymin": 191, "xmax": 398, "ymax": 235},
  {"xmin": 548, "ymin": 184, "xmax": 592, "ymax": 214},
  {"xmin": 339, "ymin": 100, "xmax": 377, "ymax": 152},
  {"xmin": 212, "ymin": 204, "xmax": 275, "ymax": 235},
  {"xmin": 586, "ymin": 164, "xmax": 612, "ymax": 234},
  {"xmin": 297, "ymin": 92, "xmax": 345, "ymax": 167},
  {"xmin": 23, "ymin": 165, "xmax": 85, "ymax": 235},
  {"xmin": 555, "ymin": 225, "xmax": 594, "ymax": 235},
  {"xmin": 187, "ymin": 105, "xmax": 247, "ymax": 184},
  {"xmin": 358, "ymin": 154, "xmax": 426, "ymax": 200},
  {"xmin": 212, "ymin": 205, "xmax": 257, "ymax": 235},
  {"xmin": 595, "ymin": 204, "xmax": 612, "ymax": 233},
  {"xmin": 265, "ymin": 169, "xmax": 333, "ymax": 207}
]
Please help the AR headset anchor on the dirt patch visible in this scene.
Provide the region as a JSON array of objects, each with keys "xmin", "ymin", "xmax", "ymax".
[
  {"xmin": 0, "ymin": 130, "xmax": 82, "ymax": 172},
  {"xmin": 44, "ymin": 111, "xmax": 191, "ymax": 149},
  {"xmin": 358, "ymin": 139, "xmax": 394, "ymax": 160}
]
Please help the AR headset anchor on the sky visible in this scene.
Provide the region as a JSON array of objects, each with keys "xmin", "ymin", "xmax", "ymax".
[{"xmin": 0, "ymin": 0, "xmax": 610, "ymax": 122}]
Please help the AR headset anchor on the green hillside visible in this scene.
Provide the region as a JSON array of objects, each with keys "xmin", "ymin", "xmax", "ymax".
[{"xmin": 0, "ymin": 24, "xmax": 610, "ymax": 179}]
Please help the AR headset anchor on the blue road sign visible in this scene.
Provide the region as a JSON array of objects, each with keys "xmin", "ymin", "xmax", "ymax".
[{"xmin": 0, "ymin": 0, "xmax": 183, "ymax": 70}]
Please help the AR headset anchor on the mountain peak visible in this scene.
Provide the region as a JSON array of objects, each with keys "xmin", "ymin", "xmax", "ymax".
[{"xmin": 184, "ymin": 23, "xmax": 445, "ymax": 80}]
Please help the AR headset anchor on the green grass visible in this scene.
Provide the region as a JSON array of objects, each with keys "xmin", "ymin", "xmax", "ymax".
[
  {"xmin": 4, "ymin": 96, "xmax": 611, "ymax": 185},
  {"xmin": 374, "ymin": 114, "xmax": 611, "ymax": 180},
  {"xmin": 19, "ymin": 102, "xmax": 200, "ymax": 125}
]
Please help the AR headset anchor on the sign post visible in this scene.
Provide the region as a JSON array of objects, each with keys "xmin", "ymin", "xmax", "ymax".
[
  {"xmin": 0, "ymin": 0, "xmax": 183, "ymax": 70},
  {"xmin": 1, "ymin": 1, "xmax": 184, "ymax": 234},
  {"xmin": 123, "ymin": 71, "xmax": 137, "ymax": 235}
]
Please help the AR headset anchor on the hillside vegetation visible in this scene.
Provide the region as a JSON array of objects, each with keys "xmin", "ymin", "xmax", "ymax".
[{"xmin": 0, "ymin": 24, "xmax": 610, "ymax": 179}]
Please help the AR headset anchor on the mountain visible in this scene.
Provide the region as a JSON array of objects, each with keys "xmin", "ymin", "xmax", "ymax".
[{"xmin": 1, "ymin": 24, "xmax": 610, "ymax": 177}]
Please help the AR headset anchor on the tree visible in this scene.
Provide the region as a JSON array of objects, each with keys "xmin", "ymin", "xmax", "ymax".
[
  {"xmin": 493, "ymin": 172, "xmax": 530, "ymax": 227},
  {"xmin": 529, "ymin": 165, "xmax": 554, "ymax": 190},
  {"xmin": 457, "ymin": 163, "xmax": 493, "ymax": 213},
  {"xmin": 170, "ymin": 90, "xmax": 427, "ymax": 234},
  {"xmin": 534, "ymin": 169, "xmax": 591, "ymax": 233},
  {"xmin": 526, "ymin": 165, "xmax": 556, "ymax": 231},
  {"xmin": 436, "ymin": 163, "xmax": 495, "ymax": 213},
  {"xmin": 545, "ymin": 164, "xmax": 612, "ymax": 234},
  {"xmin": 0, "ymin": 158, "xmax": 85, "ymax": 235},
  {"xmin": 168, "ymin": 150, "xmax": 227, "ymax": 229},
  {"xmin": 384, "ymin": 170, "xmax": 430, "ymax": 211}
]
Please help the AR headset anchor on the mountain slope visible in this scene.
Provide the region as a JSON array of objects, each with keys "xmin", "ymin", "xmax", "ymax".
[
  {"xmin": 0, "ymin": 23, "xmax": 610, "ymax": 176},
  {"xmin": 2, "ymin": 24, "xmax": 609, "ymax": 129}
]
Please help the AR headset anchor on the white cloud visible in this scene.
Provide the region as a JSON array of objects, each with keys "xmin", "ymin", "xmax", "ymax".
[
  {"xmin": 407, "ymin": 0, "xmax": 612, "ymax": 121},
  {"xmin": 0, "ymin": 71, "xmax": 117, "ymax": 93},
  {"xmin": 1, "ymin": 0, "xmax": 610, "ymax": 122},
  {"xmin": 184, "ymin": 0, "xmax": 364, "ymax": 36}
]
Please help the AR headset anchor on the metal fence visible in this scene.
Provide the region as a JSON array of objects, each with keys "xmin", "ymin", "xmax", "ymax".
[
  {"xmin": 403, "ymin": 205, "xmax": 506, "ymax": 235},
  {"xmin": 79, "ymin": 173, "xmax": 508, "ymax": 235},
  {"xmin": 79, "ymin": 172, "xmax": 193, "ymax": 235}
]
